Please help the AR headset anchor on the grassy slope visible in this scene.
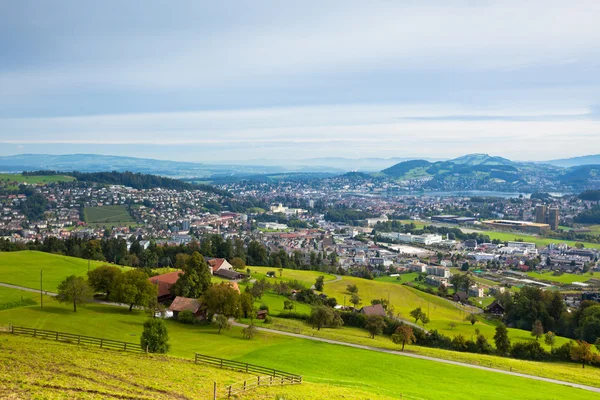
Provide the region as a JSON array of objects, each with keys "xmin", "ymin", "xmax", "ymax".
[
  {"xmin": 0, "ymin": 173, "xmax": 76, "ymax": 185},
  {"xmin": 0, "ymin": 299, "xmax": 594, "ymax": 400},
  {"xmin": 526, "ymin": 271, "xmax": 595, "ymax": 284},
  {"xmin": 85, "ymin": 205, "xmax": 135, "ymax": 224},
  {"xmin": 470, "ymin": 229, "xmax": 600, "ymax": 249},
  {"xmin": 0, "ymin": 251, "xmax": 128, "ymax": 292},
  {"xmin": 246, "ymin": 266, "xmax": 337, "ymax": 286},
  {"xmin": 0, "ymin": 334, "xmax": 374, "ymax": 400}
]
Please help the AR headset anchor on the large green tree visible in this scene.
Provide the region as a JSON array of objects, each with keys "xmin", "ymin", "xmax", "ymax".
[
  {"xmin": 365, "ymin": 315, "xmax": 387, "ymax": 339},
  {"xmin": 87, "ymin": 265, "xmax": 122, "ymax": 299},
  {"xmin": 308, "ymin": 306, "xmax": 343, "ymax": 331},
  {"xmin": 56, "ymin": 275, "xmax": 93, "ymax": 312},
  {"xmin": 494, "ymin": 323, "xmax": 511, "ymax": 356},
  {"xmin": 391, "ymin": 324, "xmax": 415, "ymax": 351},
  {"xmin": 170, "ymin": 251, "xmax": 212, "ymax": 298},
  {"xmin": 113, "ymin": 269, "xmax": 157, "ymax": 311},
  {"xmin": 202, "ymin": 283, "xmax": 241, "ymax": 318}
]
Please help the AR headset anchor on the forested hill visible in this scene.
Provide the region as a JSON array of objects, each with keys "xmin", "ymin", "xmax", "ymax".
[{"xmin": 23, "ymin": 170, "xmax": 231, "ymax": 197}]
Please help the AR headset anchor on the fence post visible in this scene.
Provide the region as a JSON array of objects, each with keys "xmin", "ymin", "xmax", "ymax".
[
  {"xmin": 56, "ymin": 331, "xmax": 59, "ymax": 341},
  {"xmin": 220, "ymin": 358, "xmax": 223, "ymax": 369},
  {"xmin": 270, "ymin": 376, "xmax": 273, "ymax": 386},
  {"xmin": 258, "ymin": 376, "xmax": 260, "ymax": 386},
  {"xmin": 78, "ymin": 336, "xmax": 81, "ymax": 345},
  {"xmin": 245, "ymin": 363, "xmax": 248, "ymax": 373},
  {"xmin": 33, "ymin": 328, "xmax": 36, "ymax": 337},
  {"xmin": 213, "ymin": 382, "xmax": 217, "ymax": 400},
  {"xmin": 124, "ymin": 342, "xmax": 127, "ymax": 351},
  {"xmin": 100, "ymin": 339, "xmax": 103, "ymax": 349},
  {"xmin": 228, "ymin": 385, "xmax": 232, "ymax": 398},
  {"xmin": 281, "ymin": 376, "xmax": 284, "ymax": 386}
]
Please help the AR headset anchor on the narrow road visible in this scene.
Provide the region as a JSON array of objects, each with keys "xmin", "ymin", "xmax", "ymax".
[
  {"xmin": 0, "ymin": 282, "xmax": 133, "ymax": 309},
  {"xmin": 231, "ymin": 321, "xmax": 600, "ymax": 394}
]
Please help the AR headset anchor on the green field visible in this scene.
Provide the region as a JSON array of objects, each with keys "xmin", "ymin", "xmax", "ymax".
[
  {"xmin": 0, "ymin": 286, "xmax": 38, "ymax": 310},
  {"xmin": 246, "ymin": 266, "xmax": 337, "ymax": 286},
  {"xmin": 0, "ymin": 251, "xmax": 128, "ymax": 292},
  {"xmin": 84, "ymin": 205, "xmax": 135, "ymax": 227},
  {"xmin": 0, "ymin": 173, "xmax": 76, "ymax": 188},
  {"xmin": 526, "ymin": 271, "xmax": 594, "ymax": 284},
  {"xmin": 0, "ymin": 295, "xmax": 595, "ymax": 399},
  {"xmin": 469, "ymin": 229, "xmax": 600, "ymax": 249}
]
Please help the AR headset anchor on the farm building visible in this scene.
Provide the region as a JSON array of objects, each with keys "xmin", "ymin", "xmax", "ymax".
[{"xmin": 168, "ymin": 296, "xmax": 207, "ymax": 320}]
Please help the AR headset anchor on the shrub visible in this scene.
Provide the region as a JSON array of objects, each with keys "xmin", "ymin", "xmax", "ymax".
[
  {"xmin": 263, "ymin": 315, "xmax": 273, "ymax": 324},
  {"xmin": 140, "ymin": 318, "xmax": 170, "ymax": 354},
  {"xmin": 242, "ymin": 324, "xmax": 257, "ymax": 340},
  {"xmin": 510, "ymin": 341, "xmax": 549, "ymax": 361},
  {"xmin": 259, "ymin": 304, "xmax": 269, "ymax": 312},
  {"xmin": 277, "ymin": 311, "xmax": 310, "ymax": 321},
  {"xmin": 177, "ymin": 310, "xmax": 195, "ymax": 324}
]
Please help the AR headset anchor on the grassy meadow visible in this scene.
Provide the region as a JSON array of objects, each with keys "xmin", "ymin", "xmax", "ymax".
[
  {"xmin": 0, "ymin": 294, "xmax": 596, "ymax": 399},
  {"xmin": 0, "ymin": 173, "xmax": 76, "ymax": 189},
  {"xmin": 84, "ymin": 205, "xmax": 136, "ymax": 227},
  {"xmin": 0, "ymin": 251, "xmax": 128, "ymax": 292},
  {"xmin": 526, "ymin": 270, "xmax": 595, "ymax": 284},
  {"xmin": 246, "ymin": 265, "xmax": 337, "ymax": 286}
]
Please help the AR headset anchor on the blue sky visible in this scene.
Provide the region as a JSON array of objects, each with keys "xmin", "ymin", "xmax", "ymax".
[{"xmin": 1, "ymin": 1, "xmax": 600, "ymax": 162}]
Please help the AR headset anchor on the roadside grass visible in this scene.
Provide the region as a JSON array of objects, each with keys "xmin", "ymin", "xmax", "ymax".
[
  {"xmin": 526, "ymin": 270, "xmax": 594, "ymax": 284},
  {"xmin": 0, "ymin": 298, "xmax": 594, "ymax": 400},
  {"xmin": 245, "ymin": 265, "xmax": 337, "ymax": 286},
  {"xmin": 0, "ymin": 251, "xmax": 129, "ymax": 292},
  {"xmin": 0, "ymin": 286, "xmax": 38, "ymax": 310},
  {"xmin": 258, "ymin": 316, "xmax": 600, "ymax": 389}
]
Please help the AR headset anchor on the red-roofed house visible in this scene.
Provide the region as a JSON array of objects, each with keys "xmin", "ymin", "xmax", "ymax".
[
  {"xmin": 148, "ymin": 270, "xmax": 182, "ymax": 302},
  {"xmin": 168, "ymin": 296, "xmax": 207, "ymax": 320},
  {"xmin": 207, "ymin": 258, "xmax": 234, "ymax": 275}
]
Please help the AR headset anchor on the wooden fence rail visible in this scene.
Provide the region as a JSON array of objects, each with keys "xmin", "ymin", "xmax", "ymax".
[
  {"xmin": 220, "ymin": 375, "xmax": 302, "ymax": 399},
  {"xmin": 195, "ymin": 353, "xmax": 301, "ymax": 380},
  {"xmin": 9, "ymin": 325, "xmax": 144, "ymax": 353}
]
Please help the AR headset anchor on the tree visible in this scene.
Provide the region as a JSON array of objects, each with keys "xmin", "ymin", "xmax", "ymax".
[
  {"xmin": 466, "ymin": 313, "xmax": 478, "ymax": 325},
  {"xmin": 242, "ymin": 324, "xmax": 257, "ymax": 340},
  {"xmin": 570, "ymin": 340, "xmax": 593, "ymax": 368},
  {"xmin": 283, "ymin": 300, "xmax": 294, "ymax": 311},
  {"xmin": 461, "ymin": 262, "xmax": 470, "ymax": 272},
  {"xmin": 347, "ymin": 284, "xmax": 359, "ymax": 294},
  {"xmin": 391, "ymin": 325, "xmax": 415, "ymax": 351},
  {"xmin": 349, "ymin": 293, "xmax": 361, "ymax": 308},
  {"xmin": 278, "ymin": 268, "xmax": 283, "ymax": 278},
  {"xmin": 494, "ymin": 323, "xmax": 511, "ymax": 356},
  {"xmin": 448, "ymin": 321, "xmax": 457, "ymax": 330},
  {"xmin": 420, "ymin": 314, "xmax": 430, "ymax": 328},
  {"xmin": 230, "ymin": 257, "xmax": 246, "ymax": 270},
  {"xmin": 213, "ymin": 314, "xmax": 232, "ymax": 334},
  {"xmin": 531, "ymin": 320, "xmax": 544, "ymax": 341},
  {"xmin": 170, "ymin": 251, "xmax": 212, "ymax": 298},
  {"xmin": 314, "ymin": 276, "xmax": 325, "ymax": 291},
  {"xmin": 113, "ymin": 270, "xmax": 157, "ymax": 311},
  {"xmin": 308, "ymin": 306, "xmax": 343, "ymax": 330},
  {"xmin": 365, "ymin": 315, "xmax": 387, "ymax": 339},
  {"xmin": 87, "ymin": 265, "xmax": 122, "ymax": 299},
  {"xmin": 202, "ymin": 283, "xmax": 241, "ymax": 318},
  {"xmin": 56, "ymin": 275, "xmax": 93, "ymax": 312},
  {"xmin": 177, "ymin": 309, "xmax": 195, "ymax": 324},
  {"xmin": 544, "ymin": 331, "xmax": 556, "ymax": 350},
  {"xmin": 140, "ymin": 318, "xmax": 170, "ymax": 353},
  {"xmin": 410, "ymin": 307, "xmax": 425, "ymax": 324},
  {"xmin": 240, "ymin": 292, "xmax": 255, "ymax": 319}
]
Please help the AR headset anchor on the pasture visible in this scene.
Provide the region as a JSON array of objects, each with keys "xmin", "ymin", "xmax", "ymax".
[
  {"xmin": 466, "ymin": 229, "xmax": 600, "ymax": 249},
  {"xmin": 526, "ymin": 270, "xmax": 594, "ymax": 284},
  {"xmin": 84, "ymin": 205, "xmax": 135, "ymax": 227},
  {"xmin": 0, "ymin": 251, "xmax": 128, "ymax": 292},
  {"xmin": 0, "ymin": 295, "xmax": 595, "ymax": 399},
  {"xmin": 246, "ymin": 265, "xmax": 337, "ymax": 286},
  {"xmin": 0, "ymin": 173, "xmax": 76, "ymax": 188}
]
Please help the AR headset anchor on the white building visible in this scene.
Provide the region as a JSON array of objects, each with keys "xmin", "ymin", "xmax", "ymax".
[
  {"xmin": 426, "ymin": 265, "xmax": 451, "ymax": 278},
  {"xmin": 507, "ymin": 241, "xmax": 536, "ymax": 250}
]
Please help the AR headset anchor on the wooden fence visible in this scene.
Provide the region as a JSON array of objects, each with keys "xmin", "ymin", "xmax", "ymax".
[
  {"xmin": 195, "ymin": 353, "xmax": 301, "ymax": 379},
  {"xmin": 219, "ymin": 375, "xmax": 302, "ymax": 399},
  {"xmin": 9, "ymin": 325, "xmax": 144, "ymax": 353}
]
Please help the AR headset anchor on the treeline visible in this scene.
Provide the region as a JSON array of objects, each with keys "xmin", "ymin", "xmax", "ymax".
[
  {"xmin": 0, "ymin": 234, "xmax": 338, "ymax": 273},
  {"xmin": 324, "ymin": 208, "xmax": 378, "ymax": 225},
  {"xmin": 579, "ymin": 190, "xmax": 600, "ymax": 202},
  {"xmin": 22, "ymin": 170, "xmax": 231, "ymax": 197},
  {"xmin": 574, "ymin": 206, "xmax": 600, "ymax": 224}
]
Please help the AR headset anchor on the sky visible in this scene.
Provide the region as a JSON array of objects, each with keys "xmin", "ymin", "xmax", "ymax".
[{"xmin": 1, "ymin": 0, "xmax": 600, "ymax": 163}]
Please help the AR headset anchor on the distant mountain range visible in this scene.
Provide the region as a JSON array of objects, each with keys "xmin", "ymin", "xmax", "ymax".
[
  {"xmin": 1, "ymin": 153, "xmax": 599, "ymax": 192},
  {"xmin": 543, "ymin": 154, "xmax": 600, "ymax": 168},
  {"xmin": 380, "ymin": 153, "xmax": 600, "ymax": 192}
]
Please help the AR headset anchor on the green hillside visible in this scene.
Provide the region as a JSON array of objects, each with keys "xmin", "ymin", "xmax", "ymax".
[
  {"xmin": 0, "ymin": 296, "xmax": 596, "ymax": 400},
  {"xmin": 0, "ymin": 251, "xmax": 128, "ymax": 292}
]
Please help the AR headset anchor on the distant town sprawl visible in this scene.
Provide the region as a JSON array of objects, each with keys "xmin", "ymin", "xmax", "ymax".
[{"xmin": 1, "ymin": 173, "xmax": 599, "ymax": 280}]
